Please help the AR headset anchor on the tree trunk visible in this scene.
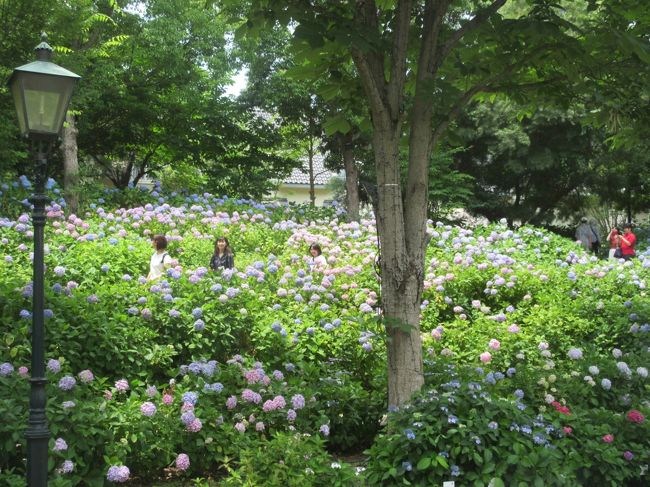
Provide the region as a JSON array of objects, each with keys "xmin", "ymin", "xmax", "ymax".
[
  {"xmin": 373, "ymin": 120, "xmax": 425, "ymax": 408},
  {"xmin": 61, "ymin": 113, "xmax": 80, "ymax": 214},
  {"xmin": 342, "ymin": 140, "xmax": 360, "ymax": 221},
  {"xmin": 307, "ymin": 135, "xmax": 316, "ymax": 207}
]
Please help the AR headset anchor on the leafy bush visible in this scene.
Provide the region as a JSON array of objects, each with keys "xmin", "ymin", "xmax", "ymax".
[
  {"xmin": 222, "ymin": 432, "xmax": 359, "ymax": 487},
  {"xmin": 365, "ymin": 358, "xmax": 650, "ymax": 486},
  {"xmin": 1, "ymin": 176, "xmax": 650, "ymax": 484}
]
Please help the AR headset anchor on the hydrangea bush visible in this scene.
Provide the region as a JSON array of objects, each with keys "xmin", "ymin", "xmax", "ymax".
[{"xmin": 1, "ymin": 177, "xmax": 649, "ymax": 484}]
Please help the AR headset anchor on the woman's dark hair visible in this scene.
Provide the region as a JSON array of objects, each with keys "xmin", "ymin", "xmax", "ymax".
[
  {"xmin": 214, "ymin": 236, "xmax": 232, "ymax": 255},
  {"xmin": 309, "ymin": 243, "xmax": 322, "ymax": 256},
  {"xmin": 152, "ymin": 234, "xmax": 167, "ymax": 250}
]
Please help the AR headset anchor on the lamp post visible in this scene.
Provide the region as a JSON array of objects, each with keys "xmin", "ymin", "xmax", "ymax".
[{"xmin": 7, "ymin": 33, "xmax": 80, "ymax": 486}]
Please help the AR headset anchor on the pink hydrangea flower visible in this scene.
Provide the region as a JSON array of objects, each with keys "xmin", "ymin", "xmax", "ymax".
[
  {"xmin": 186, "ymin": 418, "xmax": 202, "ymax": 433},
  {"xmin": 262, "ymin": 400, "xmax": 278, "ymax": 412},
  {"xmin": 140, "ymin": 402, "xmax": 157, "ymax": 417},
  {"xmin": 488, "ymin": 339, "xmax": 500, "ymax": 350},
  {"xmin": 226, "ymin": 396, "xmax": 237, "ymax": 409},
  {"xmin": 602, "ymin": 434, "xmax": 614, "ymax": 443},
  {"xmin": 479, "ymin": 352, "xmax": 492, "ymax": 363},
  {"xmin": 626, "ymin": 410, "xmax": 645, "ymax": 424},
  {"xmin": 175, "ymin": 453, "xmax": 190, "ymax": 471}
]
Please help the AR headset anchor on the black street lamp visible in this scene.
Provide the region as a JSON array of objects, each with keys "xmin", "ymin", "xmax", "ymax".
[{"xmin": 7, "ymin": 33, "xmax": 80, "ymax": 487}]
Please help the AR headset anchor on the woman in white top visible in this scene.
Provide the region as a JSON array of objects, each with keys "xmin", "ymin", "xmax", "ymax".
[
  {"xmin": 308, "ymin": 243, "xmax": 327, "ymax": 272},
  {"xmin": 147, "ymin": 234, "xmax": 173, "ymax": 281}
]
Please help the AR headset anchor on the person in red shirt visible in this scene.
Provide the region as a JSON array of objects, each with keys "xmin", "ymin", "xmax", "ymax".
[{"xmin": 618, "ymin": 223, "xmax": 636, "ymax": 260}]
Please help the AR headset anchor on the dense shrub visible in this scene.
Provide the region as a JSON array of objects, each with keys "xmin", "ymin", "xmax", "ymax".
[{"xmin": 1, "ymin": 177, "xmax": 649, "ymax": 485}]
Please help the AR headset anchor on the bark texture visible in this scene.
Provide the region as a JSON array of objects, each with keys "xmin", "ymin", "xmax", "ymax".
[
  {"xmin": 372, "ymin": 125, "xmax": 425, "ymax": 407},
  {"xmin": 307, "ymin": 142, "xmax": 315, "ymax": 207},
  {"xmin": 61, "ymin": 113, "xmax": 80, "ymax": 214},
  {"xmin": 342, "ymin": 140, "xmax": 360, "ymax": 221}
]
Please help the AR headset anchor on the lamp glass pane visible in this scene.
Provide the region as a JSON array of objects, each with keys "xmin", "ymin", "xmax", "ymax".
[
  {"xmin": 21, "ymin": 73, "xmax": 75, "ymax": 135},
  {"xmin": 9, "ymin": 77, "xmax": 27, "ymax": 134}
]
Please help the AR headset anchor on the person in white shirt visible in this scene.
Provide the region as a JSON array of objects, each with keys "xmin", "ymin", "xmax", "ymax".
[
  {"xmin": 308, "ymin": 243, "xmax": 327, "ymax": 272},
  {"xmin": 147, "ymin": 234, "xmax": 173, "ymax": 281}
]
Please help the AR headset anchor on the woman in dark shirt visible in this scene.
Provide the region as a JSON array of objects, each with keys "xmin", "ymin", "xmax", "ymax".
[{"xmin": 209, "ymin": 236, "xmax": 234, "ymax": 270}]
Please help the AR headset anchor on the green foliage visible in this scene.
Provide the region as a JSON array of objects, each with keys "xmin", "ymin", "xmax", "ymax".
[
  {"xmin": 1, "ymin": 179, "xmax": 650, "ymax": 484},
  {"xmin": 427, "ymin": 148, "xmax": 475, "ymax": 221},
  {"xmin": 365, "ymin": 357, "xmax": 650, "ymax": 486},
  {"xmin": 452, "ymin": 100, "xmax": 599, "ymax": 225},
  {"xmin": 223, "ymin": 432, "xmax": 359, "ymax": 487}
]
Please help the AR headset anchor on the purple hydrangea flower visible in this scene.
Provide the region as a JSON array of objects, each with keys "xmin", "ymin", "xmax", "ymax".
[
  {"xmin": 292, "ymin": 394, "xmax": 305, "ymax": 410},
  {"xmin": 47, "ymin": 359, "xmax": 61, "ymax": 373},
  {"xmin": 57, "ymin": 460, "xmax": 74, "ymax": 474},
  {"xmin": 186, "ymin": 418, "xmax": 202, "ymax": 432},
  {"xmin": 140, "ymin": 401, "xmax": 157, "ymax": 417},
  {"xmin": 182, "ymin": 391, "xmax": 198, "ymax": 405},
  {"xmin": 567, "ymin": 348, "xmax": 583, "ymax": 360},
  {"xmin": 78, "ymin": 370, "xmax": 94, "ymax": 383},
  {"xmin": 180, "ymin": 411, "xmax": 196, "ymax": 425},
  {"xmin": 53, "ymin": 438, "xmax": 68, "ymax": 452},
  {"xmin": 175, "ymin": 453, "xmax": 190, "ymax": 470},
  {"xmin": 106, "ymin": 465, "xmax": 130, "ymax": 483},
  {"xmin": 0, "ymin": 362, "xmax": 14, "ymax": 376},
  {"xmin": 58, "ymin": 376, "xmax": 76, "ymax": 391}
]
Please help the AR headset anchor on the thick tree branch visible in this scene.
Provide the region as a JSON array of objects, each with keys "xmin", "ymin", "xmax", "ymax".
[
  {"xmin": 352, "ymin": 0, "xmax": 389, "ymax": 118},
  {"xmin": 386, "ymin": 0, "xmax": 413, "ymax": 120},
  {"xmin": 419, "ymin": 0, "xmax": 452, "ymax": 75},
  {"xmin": 351, "ymin": 50, "xmax": 386, "ymax": 114}
]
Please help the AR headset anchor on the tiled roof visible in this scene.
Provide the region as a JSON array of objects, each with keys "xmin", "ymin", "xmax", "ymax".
[{"xmin": 284, "ymin": 153, "xmax": 337, "ymax": 186}]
